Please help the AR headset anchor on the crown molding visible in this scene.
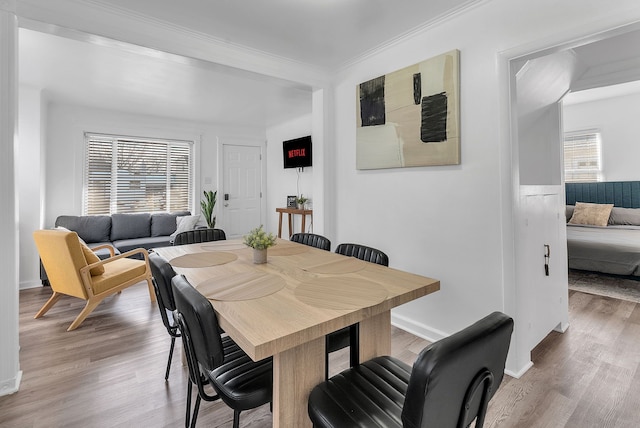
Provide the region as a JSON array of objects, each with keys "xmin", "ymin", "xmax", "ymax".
[
  {"xmin": 0, "ymin": 0, "xmax": 16, "ymax": 13},
  {"xmin": 335, "ymin": 0, "xmax": 488, "ymax": 72}
]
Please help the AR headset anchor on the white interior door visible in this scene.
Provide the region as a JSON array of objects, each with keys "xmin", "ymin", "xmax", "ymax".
[
  {"xmin": 518, "ymin": 189, "xmax": 569, "ymax": 352},
  {"xmin": 222, "ymin": 143, "xmax": 263, "ymax": 238}
]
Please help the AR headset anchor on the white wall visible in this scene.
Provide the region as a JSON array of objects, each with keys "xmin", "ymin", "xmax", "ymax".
[
  {"xmin": 17, "ymin": 85, "xmax": 43, "ymax": 289},
  {"xmin": 0, "ymin": 3, "xmax": 21, "ymax": 398},
  {"xmin": 265, "ymin": 114, "xmax": 313, "ymax": 238},
  {"xmin": 331, "ymin": 0, "xmax": 640, "ymax": 375},
  {"xmin": 43, "ymin": 102, "xmax": 265, "ymax": 228},
  {"xmin": 563, "ymin": 91, "xmax": 640, "ymax": 181}
]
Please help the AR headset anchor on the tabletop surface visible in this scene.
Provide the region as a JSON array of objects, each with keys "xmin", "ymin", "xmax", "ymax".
[{"xmin": 154, "ymin": 239, "xmax": 440, "ymax": 361}]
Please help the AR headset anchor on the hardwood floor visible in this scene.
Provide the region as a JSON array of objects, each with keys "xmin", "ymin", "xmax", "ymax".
[{"xmin": 2, "ymin": 284, "xmax": 640, "ymax": 427}]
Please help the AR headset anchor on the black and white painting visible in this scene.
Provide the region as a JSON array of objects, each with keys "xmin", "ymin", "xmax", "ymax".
[{"xmin": 356, "ymin": 50, "xmax": 460, "ymax": 169}]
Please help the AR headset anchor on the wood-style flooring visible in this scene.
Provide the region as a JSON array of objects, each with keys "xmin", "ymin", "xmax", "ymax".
[{"xmin": 1, "ymin": 284, "xmax": 639, "ymax": 427}]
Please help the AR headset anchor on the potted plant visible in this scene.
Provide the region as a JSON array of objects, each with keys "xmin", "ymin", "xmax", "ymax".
[
  {"xmin": 243, "ymin": 225, "xmax": 277, "ymax": 264},
  {"xmin": 296, "ymin": 194, "xmax": 309, "ymax": 210},
  {"xmin": 200, "ymin": 190, "xmax": 217, "ymax": 229}
]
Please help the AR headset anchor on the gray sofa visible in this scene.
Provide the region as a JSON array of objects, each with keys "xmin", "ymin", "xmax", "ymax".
[{"xmin": 40, "ymin": 211, "xmax": 191, "ymax": 285}]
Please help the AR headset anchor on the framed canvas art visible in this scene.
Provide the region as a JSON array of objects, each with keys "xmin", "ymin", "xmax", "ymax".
[{"xmin": 356, "ymin": 49, "xmax": 460, "ymax": 169}]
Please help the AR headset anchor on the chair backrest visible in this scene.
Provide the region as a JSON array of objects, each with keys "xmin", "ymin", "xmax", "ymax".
[
  {"xmin": 401, "ymin": 311, "xmax": 514, "ymax": 428},
  {"xmin": 334, "ymin": 243, "xmax": 389, "ymax": 266},
  {"xmin": 33, "ymin": 229, "xmax": 89, "ymax": 300},
  {"xmin": 173, "ymin": 228, "xmax": 226, "ymax": 246},
  {"xmin": 290, "ymin": 233, "xmax": 331, "ymax": 251},
  {"xmin": 149, "ymin": 252, "xmax": 178, "ymax": 312},
  {"xmin": 172, "ymin": 275, "xmax": 225, "ymax": 372}
]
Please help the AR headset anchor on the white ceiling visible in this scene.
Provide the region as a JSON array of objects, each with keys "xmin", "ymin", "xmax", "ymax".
[
  {"xmin": 17, "ymin": 0, "xmax": 476, "ymax": 127},
  {"xmin": 19, "ymin": 28, "xmax": 313, "ymax": 127},
  {"xmin": 17, "ymin": 0, "xmax": 640, "ymax": 127},
  {"xmin": 88, "ymin": 0, "xmax": 475, "ymax": 69}
]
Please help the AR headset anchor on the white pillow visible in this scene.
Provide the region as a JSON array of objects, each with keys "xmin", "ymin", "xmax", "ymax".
[{"xmin": 171, "ymin": 215, "xmax": 200, "ymax": 237}]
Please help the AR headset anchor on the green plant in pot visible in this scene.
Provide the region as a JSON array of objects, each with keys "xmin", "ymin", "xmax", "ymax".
[
  {"xmin": 243, "ymin": 225, "xmax": 277, "ymax": 264},
  {"xmin": 296, "ymin": 194, "xmax": 309, "ymax": 209},
  {"xmin": 200, "ymin": 190, "xmax": 217, "ymax": 229}
]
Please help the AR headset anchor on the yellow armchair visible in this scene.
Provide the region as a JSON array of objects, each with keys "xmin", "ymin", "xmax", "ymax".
[{"xmin": 33, "ymin": 229, "xmax": 155, "ymax": 331}]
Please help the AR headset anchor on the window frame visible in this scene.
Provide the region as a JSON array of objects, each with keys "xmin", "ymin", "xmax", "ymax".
[
  {"xmin": 83, "ymin": 132, "xmax": 196, "ymax": 216},
  {"xmin": 563, "ymin": 129, "xmax": 603, "ymax": 183}
]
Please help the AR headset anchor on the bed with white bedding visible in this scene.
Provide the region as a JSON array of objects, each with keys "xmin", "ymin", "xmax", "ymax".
[
  {"xmin": 565, "ymin": 181, "xmax": 640, "ymax": 277},
  {"xmin": 566, "ymin": 223, "xmax": 640, "ymax": 276}
]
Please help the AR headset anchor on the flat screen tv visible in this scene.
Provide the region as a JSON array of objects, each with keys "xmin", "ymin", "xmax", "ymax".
[{"xmin": 283, "ymin": 136, "xmax": 312, "ymax": 169}]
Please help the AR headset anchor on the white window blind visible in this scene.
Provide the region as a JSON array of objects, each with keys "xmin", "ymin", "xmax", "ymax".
[
  {"xmin": 84, "ymin": 133, "xmax": 193, "ymax": 215},
  {"xmin": 563, "ymin": 131, "xmax": 602, "ymax": 183}
]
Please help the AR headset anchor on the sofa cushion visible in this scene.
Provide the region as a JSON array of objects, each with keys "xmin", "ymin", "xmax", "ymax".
[
  {"xmin": 111, "ymin": 213, "xmax": 151, "ymax": 241},
  {"xmin": 151, "ymin": 211, "xmax": 191, "ymax": 237},
  {"xmin": 55, "ymin": 215, "xmax": 111, "ymax": 244},
  {"xmin": 113, "ymin": 236, "xmax": 173, "ymax": 254}
]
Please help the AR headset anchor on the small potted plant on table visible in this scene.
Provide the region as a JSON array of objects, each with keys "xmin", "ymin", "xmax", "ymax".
[
  {"xmin": 243, "ymin": 225, "xmax": 277, "ymax": 264},
  {"xmin": 296, "ymin": 194, "xmax": 309, "ymax": 210}
]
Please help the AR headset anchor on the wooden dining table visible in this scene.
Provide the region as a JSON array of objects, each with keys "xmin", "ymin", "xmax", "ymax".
[{"xmin": 154, "ymin": 238, "xmax": 439, "ymax": 427}]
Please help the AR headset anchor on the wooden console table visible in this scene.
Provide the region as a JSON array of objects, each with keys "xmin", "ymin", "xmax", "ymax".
[{"xmin": 276, "ymin": 207, "xmax": 313, "ymax": 238}]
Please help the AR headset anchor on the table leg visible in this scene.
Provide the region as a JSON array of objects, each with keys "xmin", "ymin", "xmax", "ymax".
[
  {"xmin": 277, "ymin": 212, "xmax": 283, "ymax": 238},
  {"xmin": 287, "ymin": 213, "xmax": 293, "ymax": 238},
  {"xmin": 273, "ymin": 336, "xmax": 324, "ymax": 427},
  {"xmin": 359, "ymin": 311, "xmax": 391, "ymax": 362},
  {"xmin": 301, "ymin": 213, "xmax": 306, "ymax": 234}
]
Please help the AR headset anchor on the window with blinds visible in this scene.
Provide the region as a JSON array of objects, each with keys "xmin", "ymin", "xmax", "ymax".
[
  {"xmin": 563, "ymin": 131, "xmax": 602, "ymax": 183},
  {"xmin": 84, "ymin": 133, "xmax": 193, "ymax": 215}
]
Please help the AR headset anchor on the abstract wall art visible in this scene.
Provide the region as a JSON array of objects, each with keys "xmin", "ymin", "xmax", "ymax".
[{"xmin": 356, "ymin": 49, "xmax": 460, "ymax": 169}]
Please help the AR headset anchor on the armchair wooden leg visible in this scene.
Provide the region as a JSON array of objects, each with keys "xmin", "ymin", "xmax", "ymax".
[
  {"xmin": 34, "ymin": 291, "xmax": 63, "ymax": 319},
  {"xmin": 146, "ymin": 278, "xmax": 156, "ymax": 303},
  {"xmin": 67, "ymin": 297, "xmax": 104, "ymax": 331}
]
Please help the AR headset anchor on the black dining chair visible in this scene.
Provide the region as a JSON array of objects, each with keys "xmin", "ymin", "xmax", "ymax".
[
  {"xmin": 308, "ymin": 311, "xmax": 514, "ymax": 428},
  {"xmin": 290, "ymin": 232, "xmax": 331, "ymax": 251},
  {"xmin": 148, "ymin": 252, "xmax": 180, "ymax": 381},
  {"xmin": 173, "ymin": 228, "xmax": 226, "ymax": 246},
  {"xmin": 172, "ymin": 274, "xmax": 273, "ymax": 428},
  {"xmin": 334, "ymin": 242, "xmax": 389, "ymax": 266},
  {"xmin": 325, "ymin": 242, "xmax": 390, "ymax": 378}
]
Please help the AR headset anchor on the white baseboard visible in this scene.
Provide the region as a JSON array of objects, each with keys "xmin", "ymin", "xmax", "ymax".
[
  {"xmin": 505, "ymin": 361, "xmax": 533, "ymax": 379},
  {"xmin": 391, "ymin": 312, "xmax": 449, "ymax": 343},
  {"xmin": 20, "ymin": 279, "xmax": 43, "ymax": 290},
  {"xmin": 392, "ymin": 311, "xmax": 533, "ymax": 379},
  {"xmin": 0, "ymin": 370, "xmax": 22, "ymax": 397}
]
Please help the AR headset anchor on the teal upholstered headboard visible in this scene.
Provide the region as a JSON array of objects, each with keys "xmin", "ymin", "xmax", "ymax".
[{"xmin": 566, "ymin": 181, "xmax": 640, "ymax": 208}]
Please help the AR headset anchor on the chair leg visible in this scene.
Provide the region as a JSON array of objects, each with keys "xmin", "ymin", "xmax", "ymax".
[
  {"xmin": 190, "ymin": 395, "xmax": 202, "ymax": 428},
  {"xmin": 165, "ymin": 336, "xmax": 176, "ymax": 381},
  {"xmin": 67, "ymin": 297, "xmax": 104, "ymax": 331},
  {"xmin": 325, "ymin": 336, "xmax": 330, "ymax": 379},
  {"xmin": 34, "ymin": 291, "xmax": 63, "ymax": 319},
  {"xmin": 233, "ymin": 410, "xmax": 241, "ymax": 428},
  {"xmin": 185, "ymin": 381, "xmax": 192, "ymax": 428},
  {"xmin": 348, "ymin": 324, "xmax": 360, "ymax": 368},
  {"xmin": 146, "ymin": 278, "xmax": 156, "ymax": 302}
]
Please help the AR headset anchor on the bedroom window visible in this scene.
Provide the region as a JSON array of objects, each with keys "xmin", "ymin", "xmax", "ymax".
[
  {"xmin": 84, "ymin": 133, "xmax": 193, "ymax": 215},
  {"xmin": 563, "ymin": 131, "xmax": 602, "ymax": 183}
]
